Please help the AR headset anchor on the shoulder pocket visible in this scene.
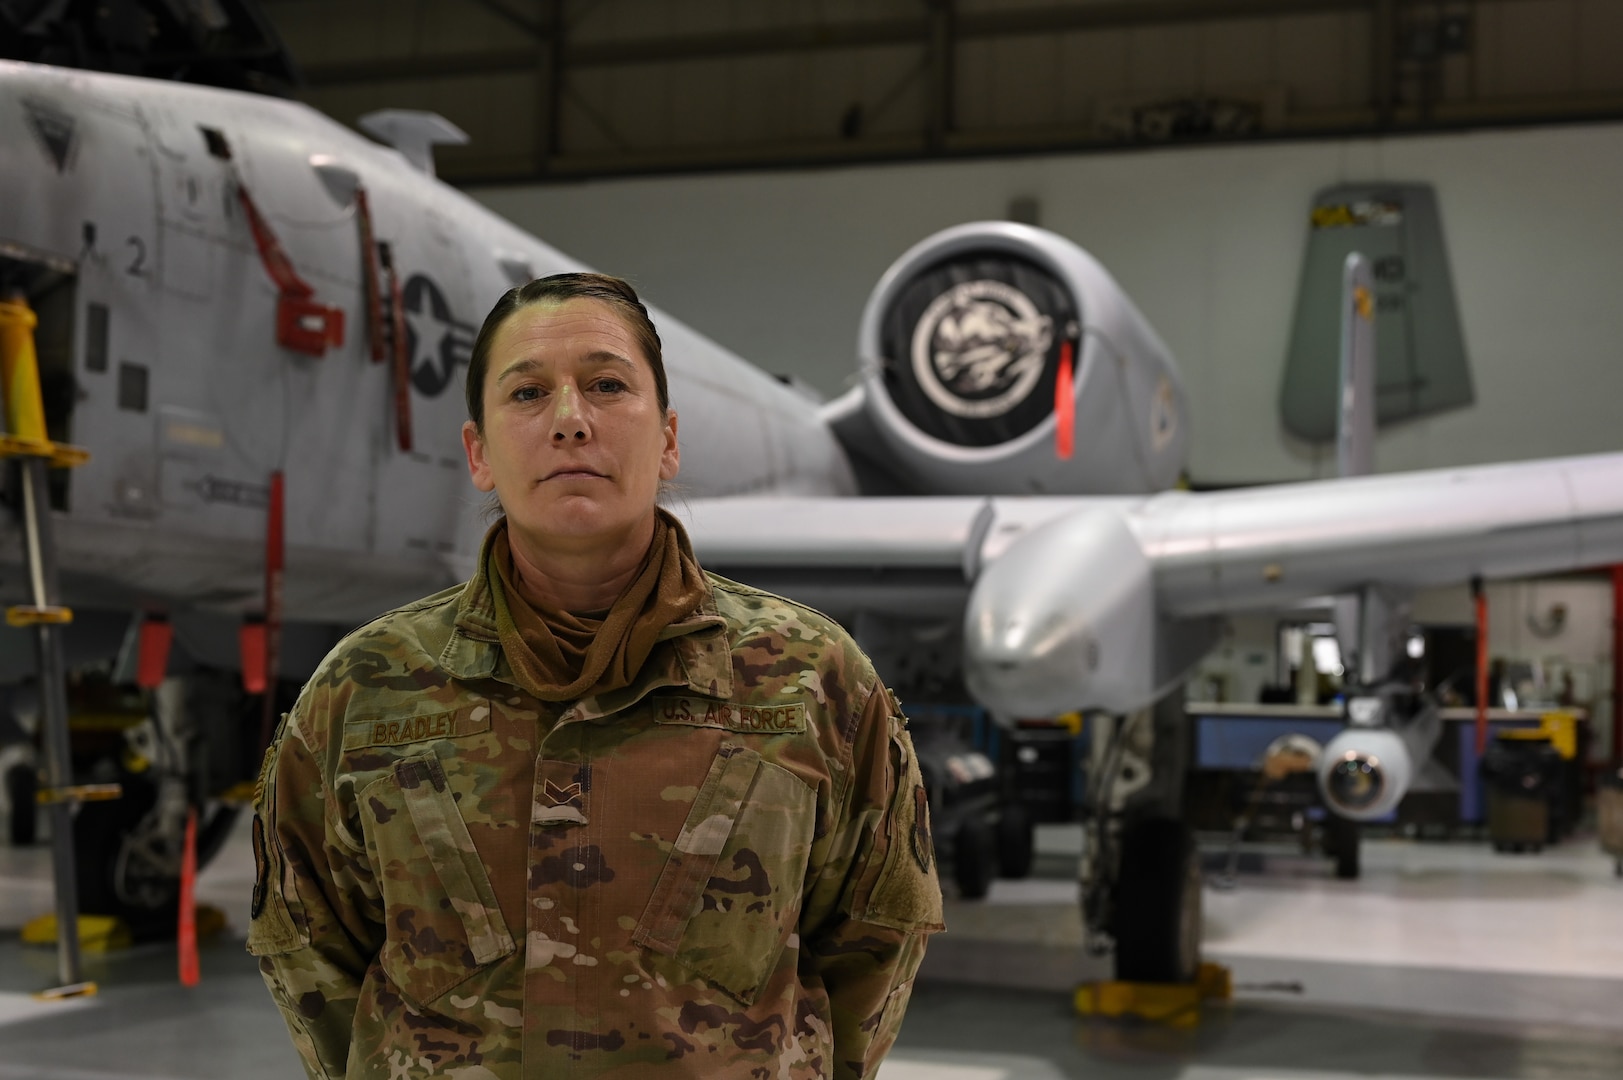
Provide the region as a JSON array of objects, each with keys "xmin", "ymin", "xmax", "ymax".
[
  {"xmin": 635, "ymin": 745, "xmax": 815, "ymax": 1005},
  {"xmin": 857, "ymin": 728, "xmax": 944, "ymax": 933},
  {"xmin": 359, "ymin": 752, "xmax": 515, "ymax": 1007}
]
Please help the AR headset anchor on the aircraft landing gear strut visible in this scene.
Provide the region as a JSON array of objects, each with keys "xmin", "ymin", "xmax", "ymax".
[{"xmin": 1079, "ymin": 695, "xmax": 1207, "ymax": 988}]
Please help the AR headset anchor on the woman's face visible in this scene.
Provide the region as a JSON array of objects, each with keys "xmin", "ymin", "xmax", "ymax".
[{"xmin": 462, "ymin": 298, "xmax": 678, "ymax": 553}]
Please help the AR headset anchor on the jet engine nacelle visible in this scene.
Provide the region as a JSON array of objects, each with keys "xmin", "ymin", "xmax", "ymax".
[
  {"xmin": 846, "ymin": 221, "xmax": 1188, "ymax": 496},
  {"xmin": 1316, "ymin": 692, "xmax": 1439, "ymax": 822}
]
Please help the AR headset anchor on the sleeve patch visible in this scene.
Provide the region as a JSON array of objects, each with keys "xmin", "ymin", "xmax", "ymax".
[
  {"xmin": 857, "ymin": 732, "xmax": 945, "ymax": 933},
  {"xmin": 910, "ymin": 786, "xmax": 933, "ymax": 874},
  {"xmin": 251, "ymin": 814, "xmax": 269, "ymax": 919}
]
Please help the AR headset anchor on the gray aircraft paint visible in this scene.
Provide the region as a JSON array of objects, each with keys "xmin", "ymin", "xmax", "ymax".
[
  {"xmin": 1280, "ymin": 183, "xmax": 1473, "ymax": 441},
  {"xmin": 0, "ymin": 61, "xmax": 854, "ymax": 625},
  {"xmin": 678, "ymin": 443, "xmax": 1623, "ymax": 721}
]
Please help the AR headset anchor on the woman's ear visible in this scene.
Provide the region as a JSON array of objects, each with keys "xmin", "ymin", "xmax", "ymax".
[
  {"xmin": 463, "ymin": 420, "xmax": 496, "ymax": 492},
  {"xmin": 659, "ymin": 409, "xmax": 680, "ymax": 481}
]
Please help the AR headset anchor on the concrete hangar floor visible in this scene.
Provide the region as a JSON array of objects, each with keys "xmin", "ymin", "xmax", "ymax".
[{"xmin": 2, "ymin": 819, "xmax": 1622, "ymax": 1080}]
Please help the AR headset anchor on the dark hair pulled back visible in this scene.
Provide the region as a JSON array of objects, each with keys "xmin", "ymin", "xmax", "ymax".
[{"xmin": 465, "ymin": 272, "xmax": 667, "ymax": 429}]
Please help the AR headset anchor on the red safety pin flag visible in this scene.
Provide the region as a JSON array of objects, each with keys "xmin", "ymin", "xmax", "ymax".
[{"xmin": 1054, "ymin": 339, "xmax": 1076, "ymax": 460}]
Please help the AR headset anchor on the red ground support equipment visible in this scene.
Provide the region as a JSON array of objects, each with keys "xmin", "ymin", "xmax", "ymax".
[
  {"xmin": 258, "ymin": 471, "xmax": 286, "ymax": 749},
  {"xmin": 135, "ymin": 614, "xmax": 173, "ymax": 690},
  {"xmin": 1474, "ymin": 577, "xmax": 1489, "ymax": 756},
  {"xmin": 237, "ymin": 186, "xmax": 344, "ymax": 357},
  {"xmin": 378, "ymin": 242, "xmax": 414, "ymax": 451},
  {"xmin": 355, "ymin": 186, "xmax": 387, "ymax": 364},
  {"xmin": 178, "ymin": 808, "xmax": 199, "ymax": 987},
  {"xmin": 238, "ymin": 619, "xmax": 266, "ymax": 695}
]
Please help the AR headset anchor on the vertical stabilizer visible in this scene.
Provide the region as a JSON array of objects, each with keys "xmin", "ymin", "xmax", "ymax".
[{"xmin": 1281, "ymin": 183, "xmax": 1473, "ymax": 442}]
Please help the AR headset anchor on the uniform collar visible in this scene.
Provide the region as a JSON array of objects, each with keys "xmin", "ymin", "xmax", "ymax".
[{"xmin": 441, "ymin": 518, "xmax": 734, "ymax": 710}]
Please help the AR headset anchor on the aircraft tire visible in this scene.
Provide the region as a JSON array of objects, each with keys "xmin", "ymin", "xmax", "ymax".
[
  {"xmin": 1111, "ymin": 817, "xmax": 1202, "ymax": 984},
  {"xmin": 71, "ymin": 764, "xmax": 238, "ymax": 941},
  {"xmin": 1325, "ymin": 815, "xmax": 1360, "ymax": 880},
  {"xmin": 953, "ymin": 817, "xmax": 996, "ymax": 900},
  {"xmin": 996, "ymin": 801, "xmax": 1035, "ymax": 879},
  {"xmin": 5, "ymin": 763, "xmax": 38, "ymax": 846}
]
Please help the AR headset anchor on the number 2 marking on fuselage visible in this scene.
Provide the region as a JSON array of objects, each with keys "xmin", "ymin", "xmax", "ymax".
[{"xmin": 126, "ymin": 236, "xmax": 147, "ymax": 276}]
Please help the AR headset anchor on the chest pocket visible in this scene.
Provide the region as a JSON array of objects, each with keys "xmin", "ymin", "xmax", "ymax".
[
  {"xmin": 359, "ymin": 752, "xmax": 515, "ymax": 1007},
  {"xmin": 635, "ymin": 744, "xmax": 815, "ymax": 1006}
]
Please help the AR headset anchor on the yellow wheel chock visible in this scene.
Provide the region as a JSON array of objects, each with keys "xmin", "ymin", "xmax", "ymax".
[{"xmin": 1075, "ymin": 963, "xmax": 1233, "ymax": 1027}]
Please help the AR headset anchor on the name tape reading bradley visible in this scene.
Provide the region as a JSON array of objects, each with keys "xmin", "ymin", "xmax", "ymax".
[
  {"xmin": 342, "ymin": 709, "xmax": 492, "ymax": 750},
  {"xmin": 656, "ymin": 696, "xmax": 807, "ymax": 734}
]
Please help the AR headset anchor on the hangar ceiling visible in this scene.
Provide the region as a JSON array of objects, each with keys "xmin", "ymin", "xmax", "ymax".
[
  {"xmin": 33, "ymin": 0, "xmax": 1623, "ymax": 181},
  {"xmin": 246, "ymin": 0, "xmax": 1623, "ymax": 182}
]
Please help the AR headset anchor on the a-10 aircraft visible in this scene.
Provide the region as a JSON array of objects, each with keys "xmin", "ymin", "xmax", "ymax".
[{"xmin": 4, "ymin": 58, "xmax": 1623, "ymax": 984}]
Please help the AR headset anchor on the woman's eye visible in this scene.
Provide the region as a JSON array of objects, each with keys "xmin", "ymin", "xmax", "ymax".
[
  {"xmin": 592, "ymin": 378, "xmax": 625, "ymax": 393},
  {"xmin": 513, "ymin": 385, "xmax": 542, "ymax": 402}
]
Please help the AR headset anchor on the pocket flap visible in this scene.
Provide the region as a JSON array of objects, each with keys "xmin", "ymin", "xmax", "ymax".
[
  {"xmin": 634, "ymin": 745, "xmax": 762, "ymax": 956},
  {"xmin": 394, "ymin": 754, "xmax": 514, "ymax": 965}
]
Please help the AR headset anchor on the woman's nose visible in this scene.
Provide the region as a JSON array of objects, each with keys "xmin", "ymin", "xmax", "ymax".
[{"xmin": 549, "ymin": 384, "xmax": 587, "ymax": 441}]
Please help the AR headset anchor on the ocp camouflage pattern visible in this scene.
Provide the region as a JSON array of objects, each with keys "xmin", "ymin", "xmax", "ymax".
[{"xmin": 249, "ymin": 538, "xmax": 944, "ymax": 1079}]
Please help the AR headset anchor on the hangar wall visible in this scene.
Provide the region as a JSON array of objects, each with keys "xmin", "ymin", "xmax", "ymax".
[
  {"xmin": 473, "ymin": 120, "xmax": 1623, "ymax": 487},
  {"xmin": 1195, "ymin": 578, "xmax": 1616, "ymax": 761}
]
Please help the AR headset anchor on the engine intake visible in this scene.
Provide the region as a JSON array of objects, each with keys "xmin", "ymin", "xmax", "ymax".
[
  {"xmin": 878, "ymin": 252, "xmax": 1075, "ymax": 448},
  {"xmin": 835, "ymin": 222, "xmax": 1188, "ymax": 496}
]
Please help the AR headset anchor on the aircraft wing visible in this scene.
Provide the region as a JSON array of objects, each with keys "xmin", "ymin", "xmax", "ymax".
[{"xmin": 677, "ymin": 449, "xmax": 1623, "ymax": 716}]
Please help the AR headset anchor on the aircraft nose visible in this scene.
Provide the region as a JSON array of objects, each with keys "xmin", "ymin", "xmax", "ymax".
[
  {"xmin": 963, "ymin": 507, "xmax": 1156, "ymax": 717},
  {"xmin": 965, "ymin": 603, "xmax": 1097, "ymax": 718}
]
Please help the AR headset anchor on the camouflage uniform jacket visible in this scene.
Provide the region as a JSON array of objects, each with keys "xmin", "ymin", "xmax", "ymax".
[{"xmin": 248, "ymin": 541, "xmax": 945, "ymax": 1080}]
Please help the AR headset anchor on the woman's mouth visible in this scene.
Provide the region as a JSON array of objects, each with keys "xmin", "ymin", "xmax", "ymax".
[{"xmin": 544, "ymin": 466, "xmax": 605, "ymax": 481}]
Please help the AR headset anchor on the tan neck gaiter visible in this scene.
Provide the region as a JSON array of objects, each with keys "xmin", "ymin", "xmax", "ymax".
[{"xmin": 488, "ymin": 510, "xmax": 708, "ymax": 702}]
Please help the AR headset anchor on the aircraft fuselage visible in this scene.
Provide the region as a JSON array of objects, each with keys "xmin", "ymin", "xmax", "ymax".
[{"xmin": 0, "ymin": 61, "xmax": 855, "ymax": 626}]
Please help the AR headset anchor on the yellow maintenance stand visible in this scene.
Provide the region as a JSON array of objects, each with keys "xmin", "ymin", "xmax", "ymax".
[{"xmin": 1, "ymin": 294, "xmax": 99, "ymax": 1000}]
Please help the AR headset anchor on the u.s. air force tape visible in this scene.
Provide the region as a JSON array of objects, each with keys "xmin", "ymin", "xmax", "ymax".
[{"xmin": 654, "ymin": 696, "xmax": 806, "ymax": 734}]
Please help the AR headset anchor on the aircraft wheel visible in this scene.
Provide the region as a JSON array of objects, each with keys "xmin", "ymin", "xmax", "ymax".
[
  {"xmin": 1111, "ymin": 817, "xmax": 1202, "ymax": 984},
  {"xmin": 996, "ymin": 801, "xmax": 1035, "ymax": 879},
  {"xmin": 953, "ymin": 817, "xmax": 996, "ymax": 900},
  {"xmin": 75, "ymin": 766, "xmax": 161, "ymax": 919},
  {"xmin": 5, "ymin": 762, "xmax": 38, "ymax": 846},
  {"xmin": 1325, "ymin": 814, "xmax": 1361, "ymax": 880},
  {"xmin": 73, "ymin": 764, "xmax": 239, "ymax": 940}
]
